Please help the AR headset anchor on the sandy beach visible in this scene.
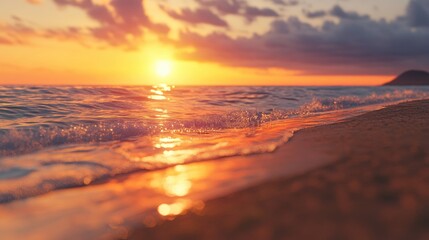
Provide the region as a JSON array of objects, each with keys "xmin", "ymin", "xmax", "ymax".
[{"xmin": 130, "ymin": 99, "xmax": 429, "ymax": 240}]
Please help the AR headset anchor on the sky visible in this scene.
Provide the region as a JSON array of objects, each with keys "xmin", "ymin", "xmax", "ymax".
[{"xmin": 0, "ymin": 0, "xmax": 428, "ymax": 85}]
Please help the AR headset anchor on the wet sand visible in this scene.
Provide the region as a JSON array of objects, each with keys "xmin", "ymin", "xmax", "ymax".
[{"xmin": 130, "ymin": 100, "xmax": 429, "ymax": 240}]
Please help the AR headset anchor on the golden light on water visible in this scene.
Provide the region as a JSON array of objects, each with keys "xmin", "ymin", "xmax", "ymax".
[
  {"xmin": 154, "ymin": 60, "xmax": 173, "ymax": 78},
  {"xmin": 157, "ymin": 203, "xmax": 172, "ymax": 216},
  {"xmin": 162, "ymin": 165, "xmax": 192, "ymax": 197},
  {"xmin": 155, "ymin": 137, "xmax": 182, "ymax": 149},
  {"xmin": 157, "ymin": 199, "xmax": 193, "ymax": 217}
]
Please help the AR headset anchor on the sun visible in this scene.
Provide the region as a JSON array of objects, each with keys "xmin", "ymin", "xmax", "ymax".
[{"xmin": 155, "ymin": 60, "xmax": 173, "ymax": 78}]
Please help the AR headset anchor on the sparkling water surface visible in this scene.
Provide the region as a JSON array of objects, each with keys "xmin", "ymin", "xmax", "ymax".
[{"xmin": 1, "ymin": 85, "xmax": 428, "ymax": 203}]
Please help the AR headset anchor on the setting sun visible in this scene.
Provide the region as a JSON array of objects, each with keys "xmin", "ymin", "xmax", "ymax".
[{"xmin": 155, "ymin": 60, "xmax": 173, "ymax": 78}]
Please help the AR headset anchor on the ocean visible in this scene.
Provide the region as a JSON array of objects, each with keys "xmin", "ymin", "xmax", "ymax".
[{"xmin": 0, "ymin": 85, "xmax": 429, "ymax": 204}]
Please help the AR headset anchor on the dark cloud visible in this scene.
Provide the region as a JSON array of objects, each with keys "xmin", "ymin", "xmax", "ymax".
[
  {"xmin": 330, "ymin": 5, "xmax": 369, "ymax": 20},
  {"xmin": 161, "ymin": 7, "xmax": 228, "ymax": 27},
  {"xmin": 197, "ymin": 0, "xmax": 242, "ymax": 15},
  {"xmin": 303, "ymin": 5, "xmax": 369, "ymax": 20},
  {"xmin": 304, "ymin": 10, "xmax": 327, "ymax": 19},
  {"xmin": 176, "ymin": 14, "xmax": 429, "ymax": 75},
  {"xmin": 407, "ymin": 0, "xmax": 429, "ymax": 27},
  {"xmin": 244, "ymin": 6, "xmax": 279, "ymax": 21},
  {"xmin": 271, "ymin": 0, "xmax": 299, "ymax": 6},
  {"xmin": 53, "ymin": 0, "xmax": 169, "ymax": 48},
  {"xmin": 195, "ymin": 0, "xmax": 279, "ymax": 22}
]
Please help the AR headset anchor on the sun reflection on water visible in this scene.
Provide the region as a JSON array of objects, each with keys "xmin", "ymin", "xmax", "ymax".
[
  {"xmin": 162, "ymin": 165, "xmax": 192, "ymax": 197},
  {"xmin": 148, "ymin": 95, "xmax": 166, "ymax": 101},
  {"xmin": 157, "ymin": 200, "xmax": 190, "ymax": 217},
  {"xmin": 150, "ymin": 164, "xmax": 209, "ymax": 218},
  {"xmin": 148, "ymin": 84, "xmax": 193, "ymax": 198},
  {"xmin": 148, "ymin": 83, "xmax": 173, "ymax": 102},
  {"xmin": 155, "ymin": 137, "xmax": 182, "ymax": 149}
]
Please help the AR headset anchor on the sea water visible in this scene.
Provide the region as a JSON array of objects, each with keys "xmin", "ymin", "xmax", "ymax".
[{"xmin": 0, "ymin": 85, "xmax": 428, "ymax": 203}]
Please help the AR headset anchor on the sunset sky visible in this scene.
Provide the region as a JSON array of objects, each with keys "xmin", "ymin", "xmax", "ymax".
[{"xmin": 1, "ymin": 0, "xmax": 428, "ymax": 85}]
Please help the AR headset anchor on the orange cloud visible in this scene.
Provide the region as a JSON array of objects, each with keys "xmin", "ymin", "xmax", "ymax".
[
  {"xmin": 53, "ymin": 0, "xmax": 169, "ymax": 49},
  {"xmin": 26, "ymin": 0, "xmax": 43, "ymax": 4}
]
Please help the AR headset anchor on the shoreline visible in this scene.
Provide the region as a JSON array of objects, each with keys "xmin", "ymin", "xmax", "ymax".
[
  {"xmin": 130, "ymin": 99, "xmax": 429, "ymax": 240},
  {"xmin": 0, "ymin": 96, "xmax": 387, "ymax": 204}
]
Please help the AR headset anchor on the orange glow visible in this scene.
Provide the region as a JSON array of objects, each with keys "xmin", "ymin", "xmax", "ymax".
[
  {"xmin": 155, "ymin": 137, "xmax": 182, "ymax": 149},
  {"xmin": 0, "ymin": 39, "xmax": 393, "ymax": 86},
  {"xmin": 154, "ymin": 60, "xmax": 173, "ymax": 78},
  {"xmin": 0, "ymin": 1, "xmax": 409, "ymax": 86},
  {"xmin": 157, "ymin": 200, "xmax": 190, "ymax": 217},
  {"xmin": 157, "ymin": 203, "xmax": 171, "ymax": 216},
  {"xmin": 161, "ymin": 165, "xmax": 193, "ymax": 197}
]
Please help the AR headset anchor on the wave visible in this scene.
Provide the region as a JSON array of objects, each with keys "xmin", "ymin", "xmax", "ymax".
[
  {"xmin": 299, "ymin": 89, "xmax": 425, "ymax": 113},
  {"xmin": 0, "ymin": 87, "xmax": 428, "ymax": 203},
  {"xmin": 0, "ymin": 120, "xmax": 150, "ymax": 156},
  {"xmin": 0, "ymin": 89, "xmax": 427, "ymax": 157}
]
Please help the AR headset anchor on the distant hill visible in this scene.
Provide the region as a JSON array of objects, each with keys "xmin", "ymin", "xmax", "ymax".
[{"xmin": 384, "ymin": 70, "xmax": 429, "ymax": 86}]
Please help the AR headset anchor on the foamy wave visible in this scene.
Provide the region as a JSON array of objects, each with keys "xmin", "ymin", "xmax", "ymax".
[
  {"xmin": 299, "ymin": 90, "xmax": 427, "ymax": 114},
  {"xmin": 0, "ymin": 121, "xmax": 150, "ymax": 156},
  {"xmin": 0, "ymin": 89, "xmax": 427, "ymax": 157}
]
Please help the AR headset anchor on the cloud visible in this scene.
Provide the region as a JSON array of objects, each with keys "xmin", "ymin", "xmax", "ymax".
[
  {"xmin": 0, "ymin": 19, "xmax": 90, "ymax": 46},
  {"xmin": 43, "ymin": 27, "xmax": 87, "ymax": 42},
  {"xmin": 244, "ymin": 6, "xmax": 279, "ymax": 21},
  {"xmin": 330, "ymin": 5, "xmax": 369, "ymax": 20},
  {"xmin": 8, "ymin": 0, "xmax": 169, "ymax": 49},
  {"xmin": 53, "ymin": 0, "xmax": 169, "ymax": 48},
  {"xmin": 162, "ymin": 7, "xmax": 228, "ymax": 27},
  {"xmin": 304, "ymin": 10, "xmax": 327, "ymax": 19},
  {"xmin": 304, "ymin": 5, "xmax": 368, "ymax": 20},
  {"xmin": 197, "ymin": 0, "xmax": 242, "ymax": 15},
  {"xmin": 0, "ymin": 36, "xmax": 14, "ymax": 45},
  {"xmin": 195, "ymin": 0, "xmax": 279, "ymax": 22},
  {"xmin": 176, "ymin": 14, "xmax": 429, "ymax": 75},
  {"xmin": 26, "ymin": 0, "xmax": 43, "ymax": 4},
  {"xmin": 0, "ymin": 21, "xmax": 37, "ymax": 45},
  {"xmin": 13, "ymin": 0, "xmax": 429, "ymax": 76},
  {"xmin": 407, "ymin": 0, "xmax": 429, "ymax": 27},
  {"xmin": 271, "ymin": 0, "xmax": 299, "ymax": 6}
]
